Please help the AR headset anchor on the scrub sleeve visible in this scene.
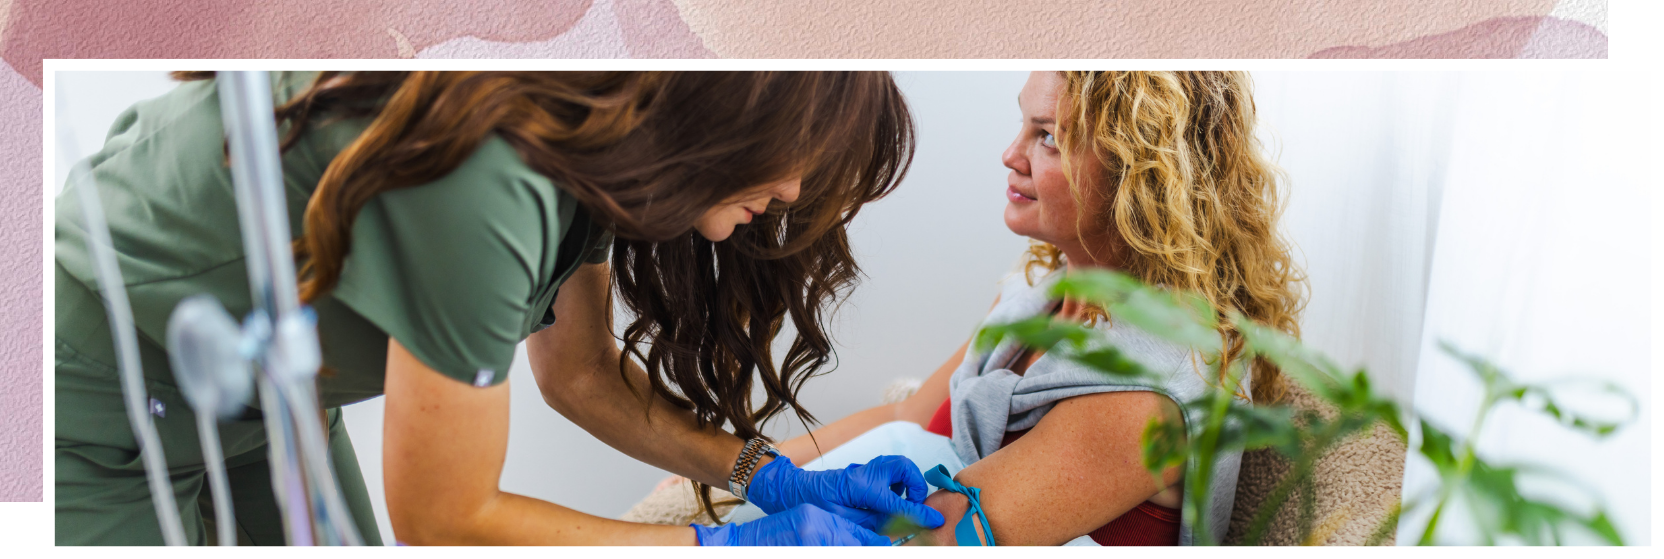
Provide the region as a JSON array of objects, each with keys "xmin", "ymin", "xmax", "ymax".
[{"xmin": 54, "ymin": 71, "xmax": 608, "ymax": 545}]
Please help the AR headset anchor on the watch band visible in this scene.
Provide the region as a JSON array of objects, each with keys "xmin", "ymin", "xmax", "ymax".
[{"xmin": 726, "ymin": 437, "xmax": 779, "ymax": 502}]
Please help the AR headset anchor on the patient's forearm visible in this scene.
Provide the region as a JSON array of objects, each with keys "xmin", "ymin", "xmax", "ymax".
[
  {"xmin": 778, "ymin": 340, "xmax": 969, "ymax": 464},
  {"xmin": 775, "ymin": 403, "xmax": 900, "ymax": 464}
]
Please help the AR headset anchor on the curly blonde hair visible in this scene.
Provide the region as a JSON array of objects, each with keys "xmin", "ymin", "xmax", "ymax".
[{"xmin": 1025, "ymin": 71, "xmax": 1306, "ymax": 403}]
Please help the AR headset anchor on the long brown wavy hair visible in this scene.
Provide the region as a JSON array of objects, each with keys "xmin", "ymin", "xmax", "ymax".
[
  {"xmin": 177, "ymin": 71, "xmax": 915, "ymax": 516},
  {"xmin": 1028, "ymin": 71, "xmax": 1305, "ymax": 403}
]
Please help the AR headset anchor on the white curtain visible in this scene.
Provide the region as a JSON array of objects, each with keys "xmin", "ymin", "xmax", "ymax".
[
  {"xmin": 1255, "ymin": 71, "xmax": 1459, "ymax": 404},
  {"xmin": 1256, "ymin": 71, "xmax": 1649, "ymax": 545},
  {"xmin": 1394, "ymin": 72, "xmax": 1651, "ymax": 545}
]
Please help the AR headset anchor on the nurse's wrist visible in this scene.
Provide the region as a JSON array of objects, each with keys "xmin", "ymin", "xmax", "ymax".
[{"xmin": 726, "ymin": 438, "xmax": 781, "ymax": 503}]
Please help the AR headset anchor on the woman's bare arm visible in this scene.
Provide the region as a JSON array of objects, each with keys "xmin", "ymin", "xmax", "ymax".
[
  {"xmin": 773, "ymin": 294, "xmax": 1000, "ymax": 463},
  {"xmin": 773, "ymin": 340, "xmax": 967, "ymax": 464},
  {"xmin": 382, "ymin": 338, "xmax": 697, "ymax": 545},
  {"xmin": 916, "ymin": 390, "xmax": 1185, "ymax": 546}
]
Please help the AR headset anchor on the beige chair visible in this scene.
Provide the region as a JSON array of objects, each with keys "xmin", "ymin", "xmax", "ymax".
[{"xmin": 1224, "ymin": 383, "xmax": 1406, "ymax": 545}]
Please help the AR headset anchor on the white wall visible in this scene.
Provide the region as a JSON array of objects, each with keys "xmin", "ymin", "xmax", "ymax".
[
  {"xmin": 53, "ymin": 71, "xmax": 1646, "ymax": 546},
  {"xmin": 765, "ymin": 71, "xmax": 1034, "ymax": 437},
  {"xmin": 50, "ymin": 72, "xmax": 180, "ymax": 194}
]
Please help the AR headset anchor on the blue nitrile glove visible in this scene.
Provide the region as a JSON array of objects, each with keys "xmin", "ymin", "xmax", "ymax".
[
  {"xmin": 692, "ymin": 504, "xmax": 890, "ymax": 546},
  {"xmin": 744, "ymin": 454, "xmax": 946, "ymax": 532}
]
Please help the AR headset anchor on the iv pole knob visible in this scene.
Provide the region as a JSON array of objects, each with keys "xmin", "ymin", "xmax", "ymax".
[{"xmin": 166, "ymin": 294, "xmax": 255, "ymax": 419}]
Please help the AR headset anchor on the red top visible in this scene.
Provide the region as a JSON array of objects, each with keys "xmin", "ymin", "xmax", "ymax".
[{"xmin": 925, "ymin": 398, "xmax": 1181, "ymax": 546}]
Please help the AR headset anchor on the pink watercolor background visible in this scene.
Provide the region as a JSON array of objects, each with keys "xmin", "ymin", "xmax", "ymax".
[{"xmin": 0, "ymin": 0, "xmax": 1609, "ymax": 501}]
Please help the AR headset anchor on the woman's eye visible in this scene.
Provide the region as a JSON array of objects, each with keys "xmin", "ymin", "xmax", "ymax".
[{"xmin": 1041, "ymin": 132, "xmax": 1056, "ymax": 148}]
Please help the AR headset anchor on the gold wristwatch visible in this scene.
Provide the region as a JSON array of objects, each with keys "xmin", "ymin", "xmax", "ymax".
[{"xmin": 727, "ymin": 437, "xmax": 780, "ymax": 502}]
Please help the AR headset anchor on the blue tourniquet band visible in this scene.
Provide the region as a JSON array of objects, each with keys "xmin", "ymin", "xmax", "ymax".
[{"xmin": 923, "ymin": 465, "xmax": 996, "ymax": 546}]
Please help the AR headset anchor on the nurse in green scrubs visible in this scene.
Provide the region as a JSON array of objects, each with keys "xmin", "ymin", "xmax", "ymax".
[{"xmin": 54, "ymin": 71, "xmax": 944, "ymax": 545}]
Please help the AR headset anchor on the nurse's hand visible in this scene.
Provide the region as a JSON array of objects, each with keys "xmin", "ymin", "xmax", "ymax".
[
  {"xmin": 745, "ymin": 455, "xmax": 946, "ymax": 532},
  {"xmin": 692, "ymin": 504, "xmax": 889, "ymax": 546}
]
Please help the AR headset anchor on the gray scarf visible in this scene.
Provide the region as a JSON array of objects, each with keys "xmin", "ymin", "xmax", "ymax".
[{"xmin": 948, "ymin": 271, "xmax": 1244, "ymax": 545}]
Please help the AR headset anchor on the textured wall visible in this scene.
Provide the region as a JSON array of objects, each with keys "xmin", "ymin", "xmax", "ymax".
[
  {"xmin": 0, "ymin": 59, "xmax": 40, "ymax": 502},
  {"xmin": 672, "ymin": 0, "xmax": 1598, "ymax": 58}
]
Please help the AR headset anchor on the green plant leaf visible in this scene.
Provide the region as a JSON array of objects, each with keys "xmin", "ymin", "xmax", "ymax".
[
  {"xmin": 1297, "ymin": 466, "xmax": 1318, "ymax": 544},
  {"xmin": 1052, "ymin": 270, "xmax": 1221, "ymax": 349},
  {"xmin": 1365, "ymin": 399, "xmax": 1411, "ymax": 442},
  {"xmin": 1438, "ymin": 341, "xmax": 1636, "ymax": 440},
  {"xmin": 1233, "ymin": 315, "xmax": 1346, "ymax": 401},
  {"xmin": 1462, "ymin": 460, "xmax": 1613, "ymax": 545},
  {"xmin": 1416, "ymin": 419, "xmax": 1461, "ymax": 478},
  {"xmin": 1436, "ymin": 340, "xmax": 1504, "ymax": 386},
  {"xmin": 995, "ymin": 272, "xmax": 1635, "ymax": 546},
  {"xmin": 1509, "ymin": 382, "xmax": 1635, "ymax": 439},
  {"xmin": 1364, "ymin": 501, "xmax": 1402, "ymax": 546},
  {"xmin": 1048, "ymin": 267, "xmax": 1147, "ymax": 303},
  {"xmin": 1139, "ymin": 416, "xmax": 1189, "ymax": 486},
  {"xmin": 974, "ymin": 315, "xmax": 1093, "ymax": 353},
  {"xmin": 880, "ymin": 515, "xmax": 938, "ymax": 546},
  {"xmin": 1066, "ymin": 346, "xmax": 1161, "ymax": 381},
  {"xmin": 1584, "ymin": 511, "xmax": 1623, "ymax": 546},
  {"xmin": 1213, "ymin": 403, "xmax": 1303, "ymax": 457}
]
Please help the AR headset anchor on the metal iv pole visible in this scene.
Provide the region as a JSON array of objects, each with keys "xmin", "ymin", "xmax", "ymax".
[
  {"xmin": 214, "ymin": 70, "xmax": 364, "ymax": 546},
  {"xmin": 60, "ymin": 81, "xmax": 190, "ymax": 546},
  {"xmin": 69, "ymin": 162, "xmax": 190, "ymax": 546},
  {"xmin": 68, "ymin": 70, "xmax": 364, "ymax": 546}
]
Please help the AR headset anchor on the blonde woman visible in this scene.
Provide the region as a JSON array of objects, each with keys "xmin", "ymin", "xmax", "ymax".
[{"xmin": 765, "ymin": 71, "xmax": 1306, "ymax": 545}]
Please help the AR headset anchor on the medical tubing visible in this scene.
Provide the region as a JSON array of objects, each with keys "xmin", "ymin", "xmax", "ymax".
[
  {"xmin": 217, "ymin": 71, "xmax": 303, "ymax": 319},
  {"xmin": 72, "ymin": 163, "xmax": 188, "ymax": 546},
  {"xmin": 195, "ymin": 412, "xmax": 237, "ymax": 545},
  {"xmin": 312, "ymin": 485, "xmax": 341, "ymax": 546},
  {"xmin": 270, "ymin": 312, "xmax": 357, "ymax": 545},
  {"xmin": 257, "ymin": 376, "xmax": 313, "ymax": 546},
  {"xmin": 216, "ymin": 73, "xmax": 276, "ymax": 315},
  {"xmin": 279, "ymin": 380, "xmax": 365, "ymax": 546},
  {"xmin": 218, "ymin": 70, "xmax": 357, "ymax": 545},
  {"xmin": 923, "ymin": 465, "xmax": 995, "ymax": 546}
]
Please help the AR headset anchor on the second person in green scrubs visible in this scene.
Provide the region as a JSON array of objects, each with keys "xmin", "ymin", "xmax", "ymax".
[{"xmin": 54, "ymin": 71, "xmax": 944, "ymax": 545}]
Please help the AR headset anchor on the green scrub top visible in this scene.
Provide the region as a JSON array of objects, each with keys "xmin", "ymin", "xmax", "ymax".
[
  {"xmin": 55, "ymin": 71, "xmax": 613, "ymax": 545},
  {"xmin": 54, "ymin": 70, "xmax": 612, "ymax": 409}
]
